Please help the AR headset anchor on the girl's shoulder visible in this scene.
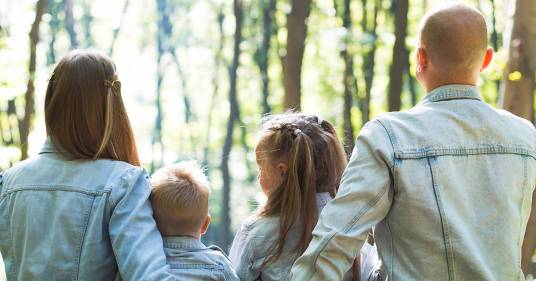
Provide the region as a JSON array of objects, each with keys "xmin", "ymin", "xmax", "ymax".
[{"xmin": 239, "ymin": 214, "xmax": 281, "ymax": 238}]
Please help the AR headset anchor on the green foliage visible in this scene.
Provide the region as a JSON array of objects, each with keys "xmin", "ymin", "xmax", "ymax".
[{"xmin": 0, "ymin": 0, "xmax": 512, "ymax": 241}]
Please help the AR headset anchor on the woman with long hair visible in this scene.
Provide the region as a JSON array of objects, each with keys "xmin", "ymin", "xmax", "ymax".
[{"xmin": 0, "ymin": 50, "xmax": 174, "ymax": 280}]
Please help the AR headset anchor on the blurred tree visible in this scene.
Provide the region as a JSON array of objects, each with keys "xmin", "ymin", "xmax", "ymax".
[
  {"xmin": 360, "ymin": 0, "xmax": 380, "ymax": 124},
  {"xmin": 284, "ymin": 0, "xmax": 312, "ymax": 110},
  {"xmin": 498, "ymin": 0, "xmax": 535, "ymax": 122},
  {"xmin": 63, "ymin": 0, "xmax": 78, "ymax": 48},
  {"xmin": 255, "ymin": 0, "xmax": 276, "ymax": 115},
  {"xmin": 220, "ymin": 0, "xmax": 244, "ymax": 249},
  {"xmin": 334, "ymin": 0, "xmax": 357, "ymax": 155},
  {"xmin": 109, "ymin": 0, "xmax": 130, "ymax": 56},
  {"xmin": 203, "ymin": 5, "xmax": 225, "ymax": 170},
  {"xmin": 81, "ymin": 0, "xmax": 94, "ymax": 47},
  {"xmin": 46, "ymin": 0, "xmax": 61, "ymax": 65},
  {"xmin": 387, "ymin": 0, "xmax": 408, "ymax": 112},
  {"xmin": 19, "ymin": 0, "xmax": 48, "ymax": 160},
  {"xmin": 498, "ymin": 0, "xmax": 536, "ymax": 275}
]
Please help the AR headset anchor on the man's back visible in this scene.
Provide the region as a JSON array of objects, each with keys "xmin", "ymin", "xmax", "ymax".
[
  {"xmin": 288, "ymin": 85, "xmax": 536, "ymax": 281},
  {"xmin": 375, "ymin": 85, "xmax": 536, "ymax": 280}
]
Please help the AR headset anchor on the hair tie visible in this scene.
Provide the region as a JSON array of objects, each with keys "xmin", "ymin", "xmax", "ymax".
[{"xmin": 293, "ymin": 128, "xmax": 302, "ymax": 136}]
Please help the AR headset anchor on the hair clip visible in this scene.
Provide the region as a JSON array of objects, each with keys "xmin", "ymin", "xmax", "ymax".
[
  {"xmin": 293, "ymin": 128, "xmax": 302, "ymax": 136},
  {"xmin": 104, "ymin": 75, "xmax": 119, "ymax": 88}
]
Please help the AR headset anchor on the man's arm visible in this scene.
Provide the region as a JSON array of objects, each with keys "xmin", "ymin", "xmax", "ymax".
[
  {"xmin": 522, "ymin": 190, "xmax": 536, "ymax": 276},
  {"xmin": 288, "ymin": 120, "xmax": 394, "ymax": 281}
]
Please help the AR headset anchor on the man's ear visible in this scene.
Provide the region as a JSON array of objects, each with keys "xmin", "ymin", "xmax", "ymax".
[
  {"xmin": 416, "ymin": 46, "xmax": 428, "ymax": 72},
  {"xmin": 480, "ymin": 48, "xmax": 493, "ymax": 72},
  {"xmin": 200, "ymin": 214, "xmax": 211, "ymax": 235},
  {"xmin": 277, "ymin": 162, "xmax": 288, "ymax": 176}
]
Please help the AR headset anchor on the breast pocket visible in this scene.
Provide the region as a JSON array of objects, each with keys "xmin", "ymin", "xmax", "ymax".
[{"xmin": 3, "ymin": 188, "xmax": 96, "ymax": 280}]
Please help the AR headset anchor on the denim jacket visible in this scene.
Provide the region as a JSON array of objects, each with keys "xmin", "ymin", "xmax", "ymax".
[
  {"xmin": 230, "ymin": 192, "xmax": 379, "ymax": 281},
  {"xmin": 288, "ymin": 85, "xmax": 536, "ymax": 281},
  {"xmin": 0, "ymin": 140, "xmax": 175, "ymax": 281},
  {"xmin": 163, "ymin": 236, "xmax": 239, "ymax": 281}
]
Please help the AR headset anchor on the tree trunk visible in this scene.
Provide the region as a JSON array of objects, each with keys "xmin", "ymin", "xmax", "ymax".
[
  {"xmin": 257, "ymin": 0, "xmax": 276, "ymax": 115},
  {"xmin": 336, "ymin": 0, "xmax": 356, "ymax": 155},
  {"xmin": 82, "ymin": 0, "xmax": 94, "ymax": 47},
  {"xmin": 63, "ymin": 0, "xmax": 78, "ymax": 48},
  {"xmin": 151, "ymin": 0, "xmax": 170, "ymax": 172},
  {"xmin": 203, "ymin": 7, "xmax": 224, "ymax": 169},
  {"xmin": 360, "ymin": 0, "xmax": 379, "ymax": 125},
  {"xmin": 19, "ymin": 0, "xmax": 48, "ymax": 160},
  {"xmin": 47, "ymin": 0, "xmax": 60, "ymax": 65},
  {"xmin": 387, "ymin": 0, "xmax": 408, "ymax": 112},
  {"xmin": 498, "ymin": 0, "xmax": 535, "ymax": 121},
  {"xmin": 109, "ymin": 0, "xmax": 130, "ymax": 56},
  {"xmin": 283, "ymin": 0, "xmax": 312, "ymax": 110},
  {"xmin": 498, "ymin": 0, "xmax": 536, "ymax": 275},
  {"xmin": 220, "ymin": 0, "xmax": 243, "ymax": 250},
  {"xmin": 490, "ymin": 0, "xmax": 501, "ymax": 96}
]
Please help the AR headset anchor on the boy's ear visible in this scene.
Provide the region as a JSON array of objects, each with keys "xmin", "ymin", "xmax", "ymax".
[{"xmin": 200, "ymin": 214, "xmax": 211, "ymax": 235}]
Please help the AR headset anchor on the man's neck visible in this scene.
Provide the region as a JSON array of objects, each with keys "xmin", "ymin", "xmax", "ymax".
[{"xmin": 423, "ymin": 71, "xmax": 479, "ymax": 93}]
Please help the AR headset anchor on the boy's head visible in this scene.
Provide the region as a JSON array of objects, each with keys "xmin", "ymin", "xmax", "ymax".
[
  {"xmin": 416, "ymin": 2, "xmax": 493, "ymax": 90},
  {"xmin": 150, "ymin": 161, "xmax": 211, "ymax": 238}
]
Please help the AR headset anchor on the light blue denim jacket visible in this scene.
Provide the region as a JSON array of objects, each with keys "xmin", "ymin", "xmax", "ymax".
[
  {"xmin": 229, "ymin": 193, "xmax": 333, "ymax": 281},
  {"xmin": 230, "ymin": 193, "xmax": 381, "ymax": 281},
  {"xmin": 0, "ymin": 140, "xmax": 175, "ymax": 281},
  {"xmin": 163, "ymin": 236, "xmax": 239, "ymax": 281},
  {"xmin": 289, "ymin": 85, "xmax": 536, "ymax": 281}
]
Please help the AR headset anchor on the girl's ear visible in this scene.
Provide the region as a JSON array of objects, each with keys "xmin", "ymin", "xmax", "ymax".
[{"xmin": 277, "ymin": 162, "xmax": 288, "ymax": 176}]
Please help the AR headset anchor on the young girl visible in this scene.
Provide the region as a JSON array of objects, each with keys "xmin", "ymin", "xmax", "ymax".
[
  {"xmin": 0, "ymin": 50, "xmax": 173, "ymax": 280},
  {"xmin": 229, "ymin": 113, "xmax": 382, "ymax": 281}
]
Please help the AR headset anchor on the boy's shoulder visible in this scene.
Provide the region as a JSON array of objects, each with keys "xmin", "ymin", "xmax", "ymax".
[{"xmin": 165, "ymin": 242, "xmax": 239, "ymax": 281}]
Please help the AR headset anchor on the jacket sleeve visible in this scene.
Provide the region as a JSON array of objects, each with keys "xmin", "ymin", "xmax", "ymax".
[
  {"xmin": 229, "ymin": 221, "xmax": 260, "ymax": 281},
  {"xmin": 288, "ymin": 120, "xmax": 395, "ymax": 281},
  {"xmin": 108, "ymin": 168, "xmax": 175, "ymax": 281}
]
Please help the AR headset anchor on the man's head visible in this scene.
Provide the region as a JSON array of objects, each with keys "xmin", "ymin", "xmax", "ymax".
[
  {"xmin": 416, "ymin": 2, "xmax": 493, "ymax": 91},
  {"xmin": 150, "ymin": 161, "xmax": 211, "ymax": 238}
]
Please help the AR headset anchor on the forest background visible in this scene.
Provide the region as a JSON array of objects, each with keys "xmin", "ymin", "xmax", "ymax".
[{"xmin": 1, "ymin": 0, "xmax": 535, "ymax": 277}]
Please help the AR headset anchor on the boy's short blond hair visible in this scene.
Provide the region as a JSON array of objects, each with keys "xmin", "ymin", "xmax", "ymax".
[{"xmin": 150, "ymin": 161, "xmax": 210, "ymax": 235}]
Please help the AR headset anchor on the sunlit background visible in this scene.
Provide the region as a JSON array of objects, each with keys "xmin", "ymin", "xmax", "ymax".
[{"xmin": 0, "ymin": 0, "xmax": 527, "ymax": 260}]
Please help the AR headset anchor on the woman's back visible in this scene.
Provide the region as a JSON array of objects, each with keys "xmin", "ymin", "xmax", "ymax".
[{"xmin": 0, "ymin": 140, "xmax": 171, "ymax": 280}]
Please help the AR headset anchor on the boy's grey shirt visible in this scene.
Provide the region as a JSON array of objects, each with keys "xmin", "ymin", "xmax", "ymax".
[
  {"xmin": 163, "ymin": 236, "xmax": 239, "ymax": 281},
  {"xmin": 0, "ymin": 140, "xmax": 175, "ymax": 281},
  {"xmin": 288, "ymin": 85, "xmax": 536, "ymax": 281}
]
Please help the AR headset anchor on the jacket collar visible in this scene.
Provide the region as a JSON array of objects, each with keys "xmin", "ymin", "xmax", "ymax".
[
  {"xmin": 39, "ymin": 138, "xmax": 58, "ymax": 154},
  {"xmin": 421, "ymin": 84, "xmax": 482, "ymax": 104},
  {"xmin": 163, "ymin": 236, "xmax": 207, "ymax": 250}
]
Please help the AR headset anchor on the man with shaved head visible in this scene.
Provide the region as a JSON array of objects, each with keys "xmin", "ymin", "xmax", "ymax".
[{"xmin": 288, "ymin": 3, "xmax": 536, "ymax": 281}]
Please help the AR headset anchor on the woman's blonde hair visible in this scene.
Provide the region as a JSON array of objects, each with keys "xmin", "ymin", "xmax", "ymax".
[
  {"xmin": 256, "ymin": 113, "xmax": 348, "ymax": 265},
  {"xmin": 45, "ymin": 50, "xmax": 140, "ymax": 166}
]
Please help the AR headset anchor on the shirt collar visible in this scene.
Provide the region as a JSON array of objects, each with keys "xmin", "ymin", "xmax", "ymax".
[
  {"xmin": 163, "ymin": 236, "xmax": 207, "ymax": 250},
  {"xmin": 420, "ymin": 84, "xmax": 482, "ymax": 104}
]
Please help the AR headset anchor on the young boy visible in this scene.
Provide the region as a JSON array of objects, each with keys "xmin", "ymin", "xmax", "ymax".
[{"xmin": 150, "ymin": 161, "xmax": 239, "ymax": 281}]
